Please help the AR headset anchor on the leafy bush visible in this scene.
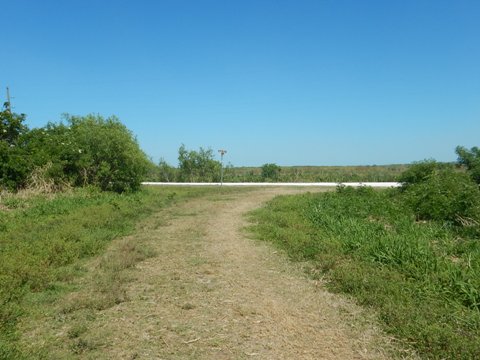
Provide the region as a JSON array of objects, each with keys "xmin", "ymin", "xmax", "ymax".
[
  {"xmin": 0, "ymin": 107, "xmax": 31, "ymax": 190},
  {"xmin": 22, "ymin": 115, "xmax": 150, "ymax": 192},
  {"xmin": 177, "ymin": 145, "xmax": 220, "ymax": 182},
  {"xmin": 404, "ymin": 170, "xmax": 480, "ymax": 224},
  {"xmin": 0, "ymin": 107, "xmax": 27, "ymax": 145},
  {"xmin": 398, "ymin": 159, "xmax": 454, "ymax": 186},
  {"xmin": 65, "ymin": 114, "xmax": 150, "ymax": 192},
  {"xmin": 157, "ymin": 158, "xmax": 177, "ymax": 182},
  {"xmin": 261, "ymin": 163, "xmax": 281, "ymax": 181},
  {"xmin": 456, "ymin": 146, "xmax": 480, "ymax": 184},
  {"xmin": 1, "ymin": 109, "xmax": 150, "ymax": 192}
]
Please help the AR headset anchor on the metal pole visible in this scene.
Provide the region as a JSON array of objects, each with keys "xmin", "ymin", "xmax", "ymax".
[
  {"xmin": 6, "ymin": 87, "xmax": 11, "ymax": 112},
  {"xmin": 218, "ymin": 149, "xmax": 227, "ymax": 185},
  {"xmin": 221, "ymin": 155, "xmax": 224, "ymax": 185}
]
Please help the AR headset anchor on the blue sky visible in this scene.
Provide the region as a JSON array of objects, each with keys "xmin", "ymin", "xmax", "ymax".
[{"xmin": 1, "ymin": 0, "xmax": 479, "ymax": 166}]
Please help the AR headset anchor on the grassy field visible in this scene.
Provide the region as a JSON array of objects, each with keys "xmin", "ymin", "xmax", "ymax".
[
  {"xmin": 224, "ymin": 164, "xmax": 409, "ymax": 182},
  {"xmin": 0, "ymin": 186, "xmax": 236, "ymax": 359},
  {"xmin": 249, "ymin": 187, "xmax": 480, "ymax": 359}
]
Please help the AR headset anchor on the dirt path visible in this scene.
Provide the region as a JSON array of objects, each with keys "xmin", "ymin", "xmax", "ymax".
[{"xmin": 81, "ymin": 188, "xmax": 396, "ymax": 359}]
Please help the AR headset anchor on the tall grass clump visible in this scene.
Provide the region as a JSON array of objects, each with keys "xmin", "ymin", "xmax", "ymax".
[{"xmin": 250, "ymin": 181, "xmax": 480, "ymax": 358}]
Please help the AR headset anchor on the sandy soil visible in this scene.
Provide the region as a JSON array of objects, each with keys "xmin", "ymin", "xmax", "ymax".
[{"xmin": 81, "ymin": 188, "xmax": 399, "ymax": 359}]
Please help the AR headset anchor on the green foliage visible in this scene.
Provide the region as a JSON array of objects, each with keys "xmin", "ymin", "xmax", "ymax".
[
  {"xmin": 0, "ymin": 142, "xmax": 31, "ymax": 191},
  {"xmin": 22, "ymin": 114, "xmax": 150, "ymax": 192},
  {"xmin": 0, "ymin": 107, "xmax": 27, "ymax": 145},
  {"xmin": 177, "ymin": 144, "xmax": 220, "ymax": 182},
  {"xmin": 157, "ymin": 158, "xmax": 177, "ymax": 182},
  {"xmin": 0, "ymin": 107, "xmax": 30, "ymax": 190},
  {"xmin": 249, "ymin": 188, "xmax": 480, "ymax": 358},
  {"xmin": 404, "ymin": 169, "xmax": 480, "ymax": 224},
  {"xmin": 65, "ymin": 114, "xmax": 149, "ymax": 192},
  {"xmin": 398, "ymin": 159, "xmax": 442, "ymax": 186},
  {"xmin": 1, "ymin": 110, "xmax": 149, "ymax": 193},
  {"xmin": 456, "ymin": 146, "xmax": 480, "ymax": 184},
  {"xmin": 222, "ymin": 164, "xmax": 408, "ymax": 183},
  {"xmin": 261, "ymin": 163, "xmax": 281, "ymax": 181}
]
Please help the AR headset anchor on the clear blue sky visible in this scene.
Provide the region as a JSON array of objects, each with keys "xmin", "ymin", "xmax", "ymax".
[{"xmin": 2, "ymin": 0, "xmax": 479, "ymax": 166}]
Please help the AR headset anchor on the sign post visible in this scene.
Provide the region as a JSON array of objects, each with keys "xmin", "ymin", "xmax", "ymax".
[{"xmin": 218, "ymin": 149, "xmax": 227, "ymax": 185}]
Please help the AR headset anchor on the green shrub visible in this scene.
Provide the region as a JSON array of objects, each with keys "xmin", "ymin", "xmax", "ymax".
[
  {"xmin": 0, "ymin": 107, "xmax": 31, "ymax": 190},
  {"xmin": 177, "ymin": 145, "xmax": 220, "ymax": 182},
  {"xmin": 64, "ymin": 114, "xmax": 151, "ymax": 192},
  {"xmin": 456, "ymin": 146, "xmax": 480, "ymax": 184},
  {"xmin": 22, "ymin": 115, "xmax": 150, "ymax": 192},
  {"xmin": 261, "ymin": 163, "xmax": 281, "ymax": 181},
  {"xmin": 404, "ymin": 169, "xmax": 480, "ymax": 224},
  {"xmin": 156, "ymin": 158, "xmax": 177, "ymax": 182},
  {"xmin": 398, "ymin": 159, "xmax": 453, "ymax": 186}
]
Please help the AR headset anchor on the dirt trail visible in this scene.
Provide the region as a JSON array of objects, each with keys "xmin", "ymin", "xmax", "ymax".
[{"xmin": 86, "ymin": 188, "xmax": 396, "ymax": 359}]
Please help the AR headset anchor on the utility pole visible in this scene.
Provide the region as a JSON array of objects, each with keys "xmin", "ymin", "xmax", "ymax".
[
  {"xmin": 5, "ymin": 87, "xmax": 12, "ymax": 112},
  {"xmin": 218, "ymin": 149, "xmax": 227, "ymax": 185}
]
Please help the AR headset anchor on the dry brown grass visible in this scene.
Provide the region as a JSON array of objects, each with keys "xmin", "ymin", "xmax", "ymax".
[{"xmin": 0, "ymin": 163, "xmax": 72, "ymax": 211}]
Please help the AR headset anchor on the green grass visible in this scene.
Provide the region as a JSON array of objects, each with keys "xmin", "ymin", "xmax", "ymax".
[
  {"xmin": 249, "ymin": 187, "xmax": 480, "ymax": 359},
  {"xmin": 0, "ymin": 185, "xmax": 232, "ymax": 359},
  {"xmin": 224, "ymin": 164, "xmax": 409, "ymax": 182}
]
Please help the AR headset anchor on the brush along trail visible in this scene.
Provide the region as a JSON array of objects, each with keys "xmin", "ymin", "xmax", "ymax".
[{"xmin": 39, "ymin": 188, "xmax": 403, "ymax": 359}]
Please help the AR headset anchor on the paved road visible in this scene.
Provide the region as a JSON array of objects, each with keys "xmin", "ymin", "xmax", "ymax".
[{"xmin": 142, "ymin": 182, "xmax": 401, "ymax": 188}]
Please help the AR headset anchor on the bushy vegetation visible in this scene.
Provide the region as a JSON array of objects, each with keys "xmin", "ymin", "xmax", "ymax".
[
  {"xmin": 260, "ymin": 163, "xmax": 281, "ymax": 181},
  {"xmin": 456, "ymin": 145, "xmax": 480, "ymax": 184},
  {"xmin": 0, "ymin": 186, "xmax": 220, "ymax": 358},
  {"xmin": 149, "ymin": 160, "xmax": 410, "ymax": 183},
  {"xmin": 0, "ymin": 108, "xmax": 149, "ymax": 192},
  {"xmin": 0, "ymin": 108, "xmax": 30, "ymax": 190},
  {"xmin": 227, "ymin": 164, "xmax": 409, "ymax": 183},
  {"xmin": 177, "ymin": 144, "xmax": 221, "ymax": 182},
  {"xmin": 250, "ymin": 147, "xmax": 480, "ymax": 358}
]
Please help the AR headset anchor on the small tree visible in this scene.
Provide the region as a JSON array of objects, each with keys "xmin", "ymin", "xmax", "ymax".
[
  {"xmin": 456, "ymin": 146, "xmax": 480, "ymax": 184},
  {"xmin": 177, "ymin": 145, "xmax": 221, "ymax": 182},
  {"xmin": 158, "ymin": 158, "xmax": 177, "ymax": 182},
  {"xmin": 65, "ymin": 114, "xmax": 150, "ymax": 192},
  {"xmin": 0, "ymin": 106, "xmax": 31, "ymax": 190},
  {"xmin": 398, "ymin": 160, "xmax": 439, "ymax": 187},
  {"xmin": 261, "ymin": 163, "xmax": 281, "ymax": 181},
  {"xmin": 0, "ymin": 106, "xmax": 28, "ymax": 145}
]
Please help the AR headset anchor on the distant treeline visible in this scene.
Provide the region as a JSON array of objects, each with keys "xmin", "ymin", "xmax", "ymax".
[
  {"xmin": 147, "ymin": 161, "xmax": 410, "ymax": 183},
  {"xmin": 148, "ymin": 146, "xmax": 477, "ymax": 184}
]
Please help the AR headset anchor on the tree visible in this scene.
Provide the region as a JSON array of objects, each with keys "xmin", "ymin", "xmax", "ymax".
[
  {"xmin": 177, "ymin": 145, "xmax": 221, "ymax": 182},
  {"xmin": 157, "ymin": 158, "xmax": 177, "ymax": 182},
  {"xmin": 0, "ymin": 106, "xmax": 28, "ymax": 145},
  {"xmin": 64, "ymin": 114, "xmax": 150, "ymax": 192},
  {"xmin": 23, "ymin": 114, "xmax": 149, "ymax": 192},
  {"xmin": 456, "ymin": 146, "xmax": 480, "ymax": 184},
  {"xmin": 261, "ymin": 163, "xmax": 281, "ymax": 181},
  {"xmin": 0, "ymin": 106, "xmax": 30, "ymax": 190}
]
